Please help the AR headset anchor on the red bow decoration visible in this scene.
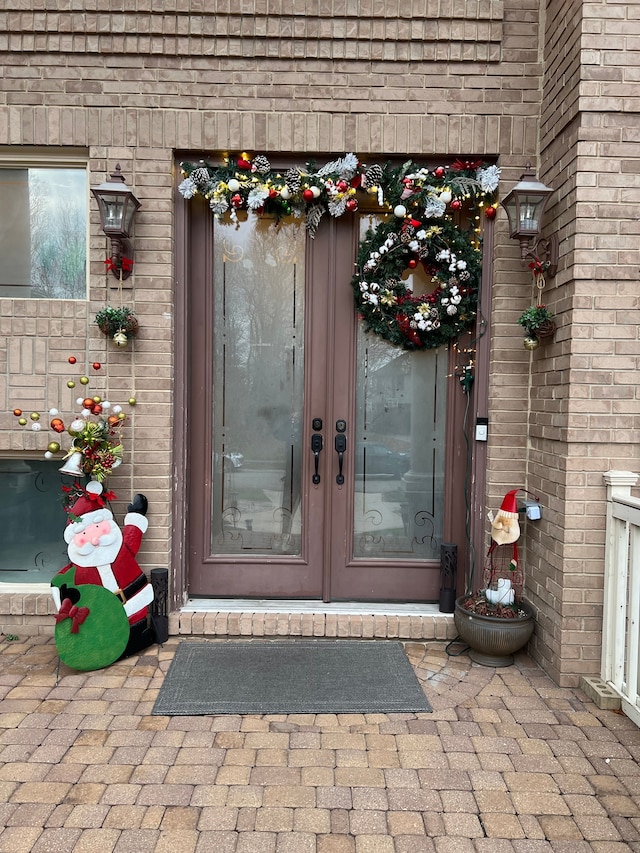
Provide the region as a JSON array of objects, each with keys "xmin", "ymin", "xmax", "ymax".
[
  {"xmin": 451, "ymin": 158, "xmax": 482, "ymax": 172},
  {"xmin": 528, "ymin": 258, "xmax": 548, "ymax": 277},
  {"xmin": 63, "ymin": 484, "xmax": 117, "ymax": 522},
  {"xmin": 104, "ymin": 256, "xmax": 134, "ymax": 272},
  {"xmin": 55, "ymin": 598, "xmax": 90, "ymax": 634}
]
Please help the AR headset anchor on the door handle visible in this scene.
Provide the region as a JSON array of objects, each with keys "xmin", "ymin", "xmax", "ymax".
[
  {"xmin": 311, "ymin": 433, "xmax": 323, "ymax": 484},
  {"xmin": 334, "ymin": 433, "xmax": 347, "ymax": 485}
]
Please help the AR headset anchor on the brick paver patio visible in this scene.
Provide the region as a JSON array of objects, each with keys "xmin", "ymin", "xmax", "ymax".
[{"xmin": 0, "ymin": 635, "xmax": 639, "ymax": 852}]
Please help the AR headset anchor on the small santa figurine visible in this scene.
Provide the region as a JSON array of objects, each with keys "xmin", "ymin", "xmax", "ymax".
[
  {"xmin": 489, "ymin": 488, "xmax": 521, "ymax": 546},
  {"xmin": 51, "ymin": 481, "xmax": 155, "ymax": 670}
]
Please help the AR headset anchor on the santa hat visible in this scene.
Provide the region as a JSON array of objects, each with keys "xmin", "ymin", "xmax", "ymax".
[
  {"xmin": 490, "ymin": 488, "xmax": 521, "ymax": 545},
  {"xmin": 498, "ymin": 489, "xmax": 519, "ymax": 518},
  {"xmin": 64, "ymin": 481, "xmax": 114, "ymax": 543}
]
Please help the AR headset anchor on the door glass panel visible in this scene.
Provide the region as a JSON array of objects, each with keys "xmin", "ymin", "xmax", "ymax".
[
  {"xmin": 353, "ymin": 218, "xmax": 447, "ymax": 560},
  {"xmin": 211, "ymin": 216, "xmax": 305, "ymax": 556}
]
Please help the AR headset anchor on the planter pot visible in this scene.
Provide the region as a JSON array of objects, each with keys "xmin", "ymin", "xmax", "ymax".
[{"xmin": 454, "ymin": 595, "xmax": 535, "ymax": 667}]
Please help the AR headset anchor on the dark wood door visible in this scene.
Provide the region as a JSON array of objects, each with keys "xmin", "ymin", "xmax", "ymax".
[{"xmin": 187, "ymin": 199, "xmax": 470, "ymax": 601}]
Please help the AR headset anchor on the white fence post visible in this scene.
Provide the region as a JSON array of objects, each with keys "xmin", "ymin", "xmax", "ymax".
[{"xmin": 602, "ymin": 470, "xmax": 640, "ymax": 725}]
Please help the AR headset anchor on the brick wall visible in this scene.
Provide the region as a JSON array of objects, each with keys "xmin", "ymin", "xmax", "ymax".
[
  {"xmin": 1, "ymin": 0, "xmax": 637, "ymax": 685},
  {"xmin": 522, "ymin": 0, "xmax": 640, "ymax": 685}
]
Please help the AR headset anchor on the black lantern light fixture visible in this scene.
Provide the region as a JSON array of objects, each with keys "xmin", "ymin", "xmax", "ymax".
[
  {"xmin": 90, "ymin": 164, "xmax": 141, "ymax": 280},
  {"xmin": 501, "ymin": 164, "xmax": 558, "ymax": 277}
]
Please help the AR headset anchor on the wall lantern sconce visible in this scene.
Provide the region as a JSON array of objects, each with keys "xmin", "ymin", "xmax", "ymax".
[
  {"xmin": 501, "ymin": 164, "xmax": 558, "ymax": 277},
  {"xmin": 90, "ymin": 164, "xmax": 141, "ymax": 281}
]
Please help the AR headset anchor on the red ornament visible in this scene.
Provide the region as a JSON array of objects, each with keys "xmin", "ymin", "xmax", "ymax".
[
  {"xmin": 231, "ymin": 193, "xmax": 243, "ymax": 208},
  {"xmin": 408, "ymin": 258, "xmax": 418, "ymax": 269},
  {"xmin": 269, "ymin": 189, "xmax": 278, "ymax": 199},
  {"xmin": 50, "ymin": 418, "xmax": 65, "ymax": 433},
  {"xmin": 82, "ymin": 398, "xmax": 94, "ymax": 410},
  {"xmin": 450, "ymin": 199, "xmax": 462, "ymax": 211},
  {"xmin": 302, "ymin": 189, "xmax": 315, "ymax": 202},
  {"xmin": 13, "ymin": 408, "xmax": 22, "ymax": 417},
  {"xmin": 107, "ymin": 415, "xmax": 120, "ymax": 427},
  {"xmin": 485, "ymin": 206, "xmax": 497, "ymax": 219},
  {"xmin": 345, "ymin": 198, "xmax": 359, "ymax": 212},
  {"xmin": 336, "ymin": 180, "xmax": 348, "ymax": 193},
  {"xmin": 92, "ymin": 362, "xmax": 101, "ymax": 370},
  {"xmin": 92, "ymin": 404, "xmax": 103, "ymax": 415},
  {"xmin": 68, "ymin": 356, "xmax": 77, "ymax": 364},
  {"xmin": 433, "ymin": 167, "xmax": 446, "ymax": 179},
  {"xmin": 237, "ymin": 158, "xmax": 252, "ymax": 170}
]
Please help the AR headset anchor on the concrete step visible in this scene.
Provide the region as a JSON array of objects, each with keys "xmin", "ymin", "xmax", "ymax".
[{"xmin": 172, "ymin": 600, "xmax": 457, "ymax": 641}]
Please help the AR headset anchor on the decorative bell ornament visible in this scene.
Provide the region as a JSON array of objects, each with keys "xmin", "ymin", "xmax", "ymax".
[
  {"xmin": 523, "ymin": 337, "xmax": 539, "ymax": 351},
  {"xmin": 113, "ymin": 330, "xmax": 129, "ymax": 348},
  {"xmin": 59, "ymin": 451, "xmax": 85, "ymax": 477}
]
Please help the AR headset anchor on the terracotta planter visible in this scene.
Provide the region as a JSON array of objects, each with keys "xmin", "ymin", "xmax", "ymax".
[{"xmin": 454, "ymin": 595, "xmax": 535, "ymax": 667}]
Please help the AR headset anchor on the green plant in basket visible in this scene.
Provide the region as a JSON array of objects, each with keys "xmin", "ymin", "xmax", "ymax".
[
  {"xmin": 94, "ymin": 306, "xmax": 139, "ymax": 336},
  {"xmin": 517, "ymin": 304, "xmax": 555, "ymax": 341}
]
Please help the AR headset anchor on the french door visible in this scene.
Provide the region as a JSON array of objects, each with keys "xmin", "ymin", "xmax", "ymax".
[{"xmin": 187, "ymin": 198, "xmax": 471, "ymax": 601}]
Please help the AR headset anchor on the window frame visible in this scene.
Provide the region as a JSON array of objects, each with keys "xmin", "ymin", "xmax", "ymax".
[{"xmin": 0, "ymin": 148, "xmax": 90, "ymax": 301}]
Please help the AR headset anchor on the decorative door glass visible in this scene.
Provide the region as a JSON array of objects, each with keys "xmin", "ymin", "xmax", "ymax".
[
  {"xmin": 211, "ymin": 216, "xmax": 306, "ymax": 556},
  {"xmin": 353, "ymin": 218, "xmax": 448, "ymax": 560}
]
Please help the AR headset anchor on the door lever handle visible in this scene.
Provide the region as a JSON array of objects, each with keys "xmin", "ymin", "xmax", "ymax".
[
  {"xmin": 334, "ymin": 433, "xmax": 347, "ymax": 485},
  {"xmin": 311, "ymin": 433, "xmax": 323, "ymax": 484}
]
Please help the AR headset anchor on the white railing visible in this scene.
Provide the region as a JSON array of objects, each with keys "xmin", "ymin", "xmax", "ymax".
[{"xmin": 602, "ymin": 470, "xmax": 640, "ymax": 726}]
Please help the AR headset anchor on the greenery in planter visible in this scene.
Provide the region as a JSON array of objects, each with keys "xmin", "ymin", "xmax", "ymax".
[
  {"xmin": 94, "ymin": 306, "xmax": 139, "ymax": 338},
  {"xmin": 517, "ymin": 304, "xmax": 555, "ymax": 339}
]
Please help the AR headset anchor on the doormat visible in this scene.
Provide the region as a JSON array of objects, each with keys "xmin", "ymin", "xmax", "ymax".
[{"xmin": 152, "ymin": 640, "xmax": 432, "ymax": 715}]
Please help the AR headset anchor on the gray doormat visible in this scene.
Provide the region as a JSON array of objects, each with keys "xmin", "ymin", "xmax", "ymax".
[{"xmin": 152, "ymin": 640, "xmax": 432, "ymax": 715}]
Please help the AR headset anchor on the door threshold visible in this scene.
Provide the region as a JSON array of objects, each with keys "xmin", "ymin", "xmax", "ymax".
[
  {"xmin": 186, "ymin": 598, "xmax": 444, "ymax": 615},
  {"xmin": 174, "ymin": 599, "xmax": 456, "ymax": 641}
]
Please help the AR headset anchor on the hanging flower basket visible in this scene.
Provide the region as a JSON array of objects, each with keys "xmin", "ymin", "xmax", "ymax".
[
  {"xmin": 532, "ymin": 318, "xmax": 556, "ymax": 339},
  {"xmin": 94, "ymin": 307, "xmax": 139, "ymax": 339},
  {"xmin": 517, "ymin": 304, "xmax": 555, "ymax": 345}
]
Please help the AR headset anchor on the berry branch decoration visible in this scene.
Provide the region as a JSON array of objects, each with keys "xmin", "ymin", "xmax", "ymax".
[{"xmin": 179, "ymin": 153, "xmax": 501, "ymax": 350}]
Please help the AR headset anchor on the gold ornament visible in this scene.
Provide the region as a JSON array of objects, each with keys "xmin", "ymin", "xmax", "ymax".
[
  {"xmin": 128, "ymin": 397, "xmax": 137, "ymax": 406},
  {"xmin": 113, "ymin": 330, "xmax": 128, "ymax": 348},
  {"xmin": 118, "ymin": 412, "xmax": 127, "ymax": 421},
  {"xmin": 18, "ymin": 417, "xmax": 27, "ymax": 426},
  {"xmin": 30, "ymin": 412, "xmax": 40, "ymax": 421},
  {"xmin": 93, "ymin": 396, "xmax": 102, "ymax": 403},
  {"xmin": 47, "ymin": 441, "xmax": 61, "ymax": 453},
  {"xmin": 80, "ymin": 376, "xmax": 89, "ymax": 385},
  {"xmin": 523, "ymin": 337, "xmax": 539, "ymax": 351},
  {"xmin": 67, "ymin": 380, "xmax": 76, "ymax": 388}
]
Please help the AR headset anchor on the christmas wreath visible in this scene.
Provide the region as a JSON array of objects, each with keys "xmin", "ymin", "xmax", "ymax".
[
  {"xmin": 353, "ymin": 215, "xmax": 482, "ymax": 350},
  {"xmin": 178, "ymin": 153, "xmax": 501, "ymax": 350}
]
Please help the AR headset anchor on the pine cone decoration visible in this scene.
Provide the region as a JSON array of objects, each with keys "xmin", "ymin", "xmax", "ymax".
[
  {"xmin": 252, "ymin": 155, "xmax": 271, "ymax": 174},
  {"xmin": 285, "ymin": 168, "xmax": 301, "ymax": 193},
  {"xmin": 191, "ymin": 167, "xmax": 211, "ymax": 188},
  {"xmin": 209, "ymin": 197, "xmax": 229, "ymax": 215},
  {"xmin": 364, "ymin": 164, "xmax": 383, "ymax": 188}
]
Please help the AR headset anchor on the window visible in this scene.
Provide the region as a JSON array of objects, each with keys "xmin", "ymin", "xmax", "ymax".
[
  {"xmin": 0, "ymin": 458, "xmax": 68, "ymax": 584},
  {"xmin": 0, "ymin": 158, "xmax": 88, "ymax": 299}
]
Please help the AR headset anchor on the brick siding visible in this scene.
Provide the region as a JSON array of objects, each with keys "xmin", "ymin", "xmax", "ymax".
[{"xmin": 0, "ymin": 0, "xmax": 639, "ymax": 685}]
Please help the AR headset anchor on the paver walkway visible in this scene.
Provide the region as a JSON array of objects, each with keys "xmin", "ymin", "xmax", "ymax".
[{"xmin": 0, "ymin": 635, "xmax": 639, "ymax": 853}]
